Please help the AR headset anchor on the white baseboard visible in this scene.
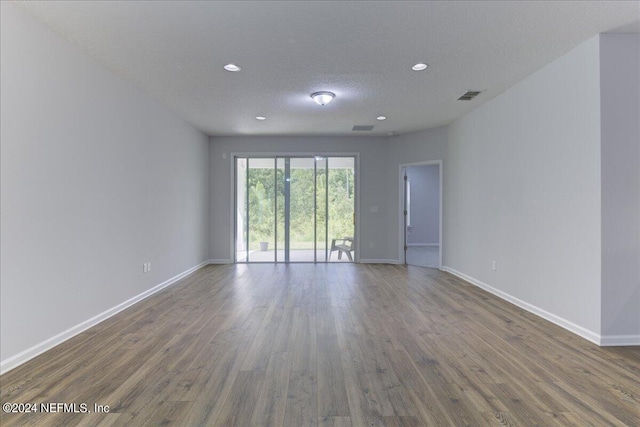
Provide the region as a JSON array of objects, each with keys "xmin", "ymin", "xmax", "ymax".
[
  {"xmin": 359, "ymin": 259, "xmax": 401, "ymax": 264},
  {"xmin": 208, "ymin": 259, "xmax": 232, "ymax": 264},
  {"xmin": 441, "ymin": 266, "xmax": 603, "ymax": 346},
  {"xmin": 599, "ymin": 334, "xmax": 640, "ymax": 346},
  {"xmin": 0, "ymin": 261, "xmax": 210, "ymax": 375}
]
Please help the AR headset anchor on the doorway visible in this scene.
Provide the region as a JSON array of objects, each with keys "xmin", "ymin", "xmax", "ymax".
[
  {"xmin": 400, "ymin": 161, "xmax": 442, "ymax": 268},
  {"xmin": 235, "ymin": 156, "xmax": 356, "ymax": 263}
]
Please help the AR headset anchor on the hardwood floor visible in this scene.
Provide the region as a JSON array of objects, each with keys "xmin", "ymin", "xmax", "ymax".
[{"xmin": 1, "ymin": 264, "xmax": 639, "ymax": 426}]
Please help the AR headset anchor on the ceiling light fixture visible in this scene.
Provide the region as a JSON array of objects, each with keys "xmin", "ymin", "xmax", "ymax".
[
  {"xmin": 255, "ymin": 116, "xmax": 266, "ymax": 120},
  {"xmin": 411, "ymin": 63, "xmax": 428, "ymax": 71},
  {"xmin": 311, "ymin": 91, "xmax": 335, "ymax": 106},
  {"xmin": 223, "ymin": 63, "xmax": 241, "ymax": 72},
  {"xmin": 377, "ymin": 116, "xmax": 387, "ymax": 121}
]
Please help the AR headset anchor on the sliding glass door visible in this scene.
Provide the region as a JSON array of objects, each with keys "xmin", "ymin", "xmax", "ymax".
[{"xmin": 235, "ymin": 156, "xmax": 355, "ymax": 263}]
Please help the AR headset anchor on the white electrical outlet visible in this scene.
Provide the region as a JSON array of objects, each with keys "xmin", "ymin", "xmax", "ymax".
[
  {"xmin": 143, "ymin": 262, "xmax": 151, "ymax": 273},
  {"xmin": 492, "ymin": 260, "xmax": 497, "ymax": 271}
]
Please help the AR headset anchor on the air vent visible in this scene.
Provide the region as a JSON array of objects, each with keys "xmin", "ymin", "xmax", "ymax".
[
  {"xmin": 457, "ymin": 90, "xmax": 482, "ymax": 101},
  {"xmin": 352, "ymin": 125, "xmax": 374, "ymax": 131}
]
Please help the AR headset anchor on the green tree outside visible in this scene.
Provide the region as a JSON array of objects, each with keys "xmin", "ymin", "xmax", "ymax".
[{"xmin": 245, "ymin": 161, "xmax": 354, "ymax": 250}]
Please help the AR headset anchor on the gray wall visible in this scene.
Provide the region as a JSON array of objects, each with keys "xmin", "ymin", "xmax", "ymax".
[
  {"xmin": 444, "ymin": 36, "xmax": 603, "ymax": 336},
  {"xmin": 406, "ymin": 165, "xmax": 440, "ymax": 245},
  {"xmin": 1, "ymin": 3, "xmax": 210, "ymax": 363},
  {"xmin": 599, "ymin": 34, "xmax": 640, "ymax": 339},
  {"xmin": 436, "ymin": 33, "xmax": 639, "ymax": 342}
]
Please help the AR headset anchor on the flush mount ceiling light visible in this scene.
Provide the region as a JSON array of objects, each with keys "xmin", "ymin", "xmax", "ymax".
[
  {"xmin": 223, "ymin": 63, "xmax": 241, "ymax": 72},
  {"xmin": 377, "ymin": 116, "xmax": 387, "ymax": 121},
  {"xmin": 411, "ymin": 63, "xmax": 428, "ymax": 71},
  {"xmin": 255, "ymin": 116, "xmax": 266, "ymax": 121},
  {"xmin": 311, "ymin": 91, "xmax": 335, "ymax": 106}
]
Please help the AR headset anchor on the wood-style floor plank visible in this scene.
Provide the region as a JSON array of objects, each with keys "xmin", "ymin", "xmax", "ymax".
[
  {"xmin": 317, "ymin": 334, "xmax": 349, "ymax": 418},
  {"xmin": 284, "ymin": 371, "xmax": 317, "ymax": 427},
  {"xmin": 1, "ymin": 263, "xmax": 639, "ymax": 426},
  {"xmin": 250, "ymin": 351, "xmax": 292, "ymax": 427}
]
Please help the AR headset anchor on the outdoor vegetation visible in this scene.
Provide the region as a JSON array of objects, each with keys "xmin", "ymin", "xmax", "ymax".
[{"xmin": 244, "ymin": 163, "xmax": 354, "ymax": 250}]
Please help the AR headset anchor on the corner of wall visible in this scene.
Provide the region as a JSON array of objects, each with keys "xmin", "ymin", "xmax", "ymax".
[{"xmin": 599, "ymin": 33, "xmax": 640, "ymax": 338}]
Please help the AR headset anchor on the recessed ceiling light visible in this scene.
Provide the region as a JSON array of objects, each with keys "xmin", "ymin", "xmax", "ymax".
[
  {"xmin": 311, "ymin": 91, "xmax": 335, "ymax": 106},
  {"xmin": 224, "ymin": 63, "xmax": 241, "ymax": 72},
  {"xmin": 411, "ymin": 63, "xmax": 428, "ymax": 71},
  {"xmin": 377, "ymin": 116, "xmax": 387, "ymax": 121},
  {"xmin": 255, "ymin": 116, "xmax": 266, "ymax": 121}
]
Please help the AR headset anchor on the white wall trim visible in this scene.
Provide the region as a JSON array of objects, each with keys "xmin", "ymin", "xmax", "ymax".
[
  {"xmin": 599, "ymin": 334, "xmax": 640, "ymax": 346},
  {"xmin": 441, "ymin": 266, "xmax": 603, "ymax": 345},
  {"xmin": 0, "ymin": 261, "xmax": 210, "ymax": 375},
  {"xmin": 208, "ymin": 259, "xmax": 233, "ymax": 264},
  {"xmin": 359, "ymin": 259, "xmax": 401, "ymax": 264}
]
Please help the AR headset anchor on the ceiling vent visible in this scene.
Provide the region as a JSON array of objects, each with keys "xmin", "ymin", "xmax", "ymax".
[
  {"xmin": 457, "ymin": 90, "xmax": 482, "ymax": 101},
  {"xmin": 352, "ymin": 125, "xmax": 374, "ymax": 131}
]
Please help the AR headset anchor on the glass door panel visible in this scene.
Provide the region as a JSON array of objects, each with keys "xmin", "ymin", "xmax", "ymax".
[
  {"xmin": 315, "ymin": 157, "xmax": 328, "ymax": 262},
  {"xmin": 327, "ymin": 157, "xmax": 355, "ymax": 262},
  {"xmin": 236, "ymin": 155, "xmax": 355, "ymax": 263},
  {"xmin": 289, "ymin": 158, "xmax": 315, "ymax": 262},
  {"xmin": 276, "ymin": 158, "xmax": 286, "ymax": 262},
  {"xmin": 236, "ymin": 158, "xmax": 248, "ymax": 262},
  {"xmin": 247, "ymin": 158, "xmax": 276, "ymax": 262}
]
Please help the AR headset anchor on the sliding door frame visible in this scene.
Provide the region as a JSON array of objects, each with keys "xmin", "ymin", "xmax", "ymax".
[{"xmin": 230, "ymin": 152, "xmax": 360, "ymax": 263}]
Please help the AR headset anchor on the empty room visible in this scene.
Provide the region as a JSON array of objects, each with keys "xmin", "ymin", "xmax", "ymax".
[{"xmin": 1, "ymin": 1, "xmax": 639, "ymax": 426}]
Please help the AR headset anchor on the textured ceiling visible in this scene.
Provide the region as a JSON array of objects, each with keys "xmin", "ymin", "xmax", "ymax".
[{"xmin": 16, "ymin": 1, "xmax": 640, "ymax": 137}]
